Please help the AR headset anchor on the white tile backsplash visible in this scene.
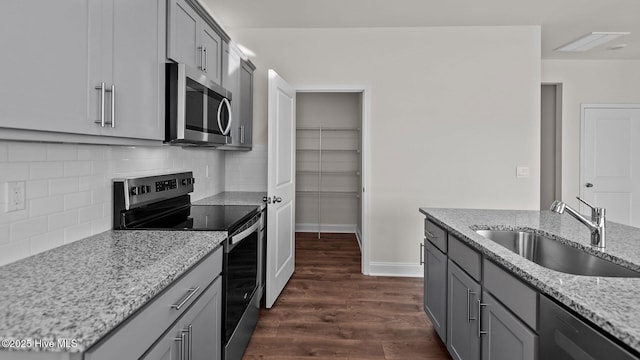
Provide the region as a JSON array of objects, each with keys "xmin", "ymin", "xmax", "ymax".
[
  {"xmin": 8, "ymin": 143, "xmax": 46, "ymax": 162},
  {"xmin": 224, "ymin": 144, "xmax": 267, "ymax": 192},
  {"xmin": 0, "ymin": 140, "xmax": 226, "ymax": 266}
]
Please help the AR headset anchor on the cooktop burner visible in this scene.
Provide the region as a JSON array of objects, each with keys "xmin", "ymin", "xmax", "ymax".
[{"xmin": 130, "ymin": 205, "xmax": 259, "ymax": 231}]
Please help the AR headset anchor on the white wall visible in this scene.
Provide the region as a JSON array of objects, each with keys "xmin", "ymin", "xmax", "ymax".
[
  {"xmin": 229, "ymin": 26, "xmax": 541, "ymax": 272},
  {"xmin": 0, "ymin": 141, "xmax": 225, "ymax": 266},
  {"xmin": 542, "ymin": 60, "xmax": 640, "ymax": 209}
]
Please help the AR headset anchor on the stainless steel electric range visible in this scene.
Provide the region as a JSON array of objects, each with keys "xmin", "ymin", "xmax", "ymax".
[{"xmin": 113, "ymin": 171, "xmax": 263, "ymax": 360}]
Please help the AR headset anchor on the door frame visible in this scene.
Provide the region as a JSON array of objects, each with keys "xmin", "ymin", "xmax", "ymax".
[
  {"xmin": 580, "ymin": 103, "xmax": 640, "ymax": 214},
  {"xmin": 540, "ymin": 83, "xmax": 563, "ymax": 210},
  {"xmin": 295, "ymin": 85, "xmax": 371, "ymax": 275}
]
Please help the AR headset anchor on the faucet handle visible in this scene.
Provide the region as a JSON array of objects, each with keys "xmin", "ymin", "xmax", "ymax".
[{"xmin": 576, "ymin": 196, "xmax": 597, "ymax": 209}]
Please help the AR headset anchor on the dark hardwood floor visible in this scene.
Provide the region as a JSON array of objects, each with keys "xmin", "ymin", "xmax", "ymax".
[{"xmin": 242, "ymin": 232, "xmax": 451, "ymax": 360}]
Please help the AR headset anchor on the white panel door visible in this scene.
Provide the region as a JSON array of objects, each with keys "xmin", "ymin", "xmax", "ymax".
[
  {"xmin": 582, "ymin": 106, "xmax": 640, "ymax": 226},
  {"xmin": 266, "ymin": 70, "xmax": 296, "ymax": 308}
]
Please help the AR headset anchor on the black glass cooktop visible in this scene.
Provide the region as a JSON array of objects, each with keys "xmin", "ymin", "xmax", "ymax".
[{"xmin": 129, "ymin": 204, "xmax": 259, "ymax": 232}]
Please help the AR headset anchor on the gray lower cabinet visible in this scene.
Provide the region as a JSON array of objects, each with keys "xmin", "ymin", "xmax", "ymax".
[
  {"xmin": 480, "ymin": 291, "xmax": 536, "ymax": 360},
  {"xmin": 85, "ymin": 246, "xmax": 223, "ymax": 360},
  {"xmin": 422, "ymin": 216, "xmax": 539, "ymax": 360},
  {"xmin": 424, "ymin": 240, "xmax": 447, "ymax": 342},
  {"xmin": 447, "ymin": 260, "xmax": 481, "ymax": 360},
  {"xmin": 167, "ymin": 0, "xmax": 222, "ymax": 85},
  {"xmin": 142, "ymin": 277, "xmax": 222, "ymax": 360},
  {"xmin": 0, "ymin": 0, "xmax": 165, "ymax": 142}
]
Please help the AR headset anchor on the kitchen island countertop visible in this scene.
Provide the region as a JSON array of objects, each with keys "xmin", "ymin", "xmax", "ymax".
[{"xmin": 419, "ymin": 207, "xmax": 640, "ymax": 354}]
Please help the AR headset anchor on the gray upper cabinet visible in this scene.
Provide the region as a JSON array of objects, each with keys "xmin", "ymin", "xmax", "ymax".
[
  {"xmin": 0, "ymin": 1, "xmax": 100, "ymax": 137},
  {"xmin": 103, "ymin": 0, "xmax": 165, "ymax": 140},
  {"xmin": 0, "ymin": 0, "xmax": 165, "ymax": 142},
  {"xmin": 220, "ymin": 42, "xmax": 254, "ymax": 150},
  {"xmin": 447, "ymin": 260, "xmax": 481, "ymax": 360},
  {"xmin": 238, "ymin": 60, "xmax": 255, "ymax": 147},
  {"xmin": 424, "ymin": 240, "xmax": 447, "ymax": 342},
  {"xmin": 167, "ymin": 0, "xmax": 222, "ymax": 85}
]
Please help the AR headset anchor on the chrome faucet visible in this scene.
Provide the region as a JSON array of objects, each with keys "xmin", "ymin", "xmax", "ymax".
[{"xmin": 550, "ymin": 197, "xmax": 606, "ymax": 248}]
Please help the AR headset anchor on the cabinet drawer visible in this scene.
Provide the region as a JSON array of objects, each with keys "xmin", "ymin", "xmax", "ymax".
[
  {"xmin": 425, "ymin": 218, "xmax": 447, "ymax": 253},
  {"xmin": 449, "ymin": 235, "xmax": 481, "ymax": 281},
  {"xmin": 85, "ymin": 246, "xmax": 223, "ymax": 360},
  {"xmin": 483, "ymin": 259, "xmax": 537, "ymax": 330}
]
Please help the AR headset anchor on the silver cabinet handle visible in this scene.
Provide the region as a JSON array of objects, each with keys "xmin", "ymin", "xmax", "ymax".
[
  {"xmin": 467, "ymin": 289, "xmax": 477, "ymax": 322},
  {"xmin": 174, "ymin": 332, "xmax": 187, "ymax": 360},
  {"xmin": 187, "ymin": 324, "xmax": 193, "ymax": 360},
  {"xmin": 240, "ymin": 125, "xmax": 245, "ymax": 144},
  {"xmin": 426, "ymin": 230, "xmax": 437, "ymax": 239},
  {"xmin": 95, "ymin": 82, "xmax": 106, "ymax": 127},
  {"xmin": 198, "ymin": 46, "xmax": 205, "ymax": 71},
  {"xmin": 109, "ymin": 84, "xmax": 115, "ymax": 128},
  {"xmin": 203, "ymin": 47, "xmax": 207, "ymax": 72},
  {"xmin": 171, "ymin": 287, "xmax": 200, "ymax": 310},
  {"xmin": 419, "ymin": 243, "xmax": 424, "ymax": 265},
  {"xmin": 477, "ymin": 300, "xmax": 488, "ymax": 337}
]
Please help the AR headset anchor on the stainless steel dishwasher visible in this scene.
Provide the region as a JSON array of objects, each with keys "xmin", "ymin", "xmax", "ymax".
[{"xmin": 539, "ymin": 295, "xmax": 638, "ymax": 360}]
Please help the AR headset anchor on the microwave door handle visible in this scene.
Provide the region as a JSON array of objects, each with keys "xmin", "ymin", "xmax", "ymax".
[{"xmin": 218, "ymin": 97, "xmax": 233, "ymax": 136}]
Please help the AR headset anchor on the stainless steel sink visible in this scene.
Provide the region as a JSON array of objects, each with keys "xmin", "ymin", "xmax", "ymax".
[{"xmin": 475, "ymin": 229, "xmax": 640, "ymax": 277}]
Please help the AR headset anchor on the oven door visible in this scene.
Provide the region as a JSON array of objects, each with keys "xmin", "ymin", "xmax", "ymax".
[
  {"xmin": 166, "ymin": 63, "xmax": 232, "ymax": 146},
  {"xmin": 224, "ymin": 214, "xmax": 261, "ymax": 359}
]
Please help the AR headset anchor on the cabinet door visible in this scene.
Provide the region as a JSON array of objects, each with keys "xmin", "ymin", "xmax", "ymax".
[
  {"xmin": 200, "ymin": 24, "xmax": 222, "ymax": 85},
  {"xmin": 167, "ymin": 0, "xmax": 200, "ymax": 68},
  {"xmin": 222, "ymin": 42, "xmax": 241, "ymax": 146},
  {"xmin": 481, "ymin": 291, "xmax": 537, "ymax": 360},
  {"xmin": 447, "ymin": 261, "xmax": 481, "ymax": 360},
  {"xmin": 424, "ymin": 240, "xmax": 447, "ymax": 342},
  {"xmin": 0, "ymin": 0, "xmax": 101, "ymax": 136},
  {"xmin": 238, "ymin": 61, "xmax": 254, "ymax": 147},
  {"xmin": 107, "ymin": 0, "xmax": 164, "ymax": 140},
  {"xmin": 143, "ymin": 277, "xmax": 222, "ymax": 360}
]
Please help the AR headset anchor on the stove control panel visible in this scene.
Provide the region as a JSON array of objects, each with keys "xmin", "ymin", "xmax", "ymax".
[
  {"xmin": 114, "ymin": 172, "xmax": 195, "ymax": 211},
  {"xmin": 155, "ymin": 179, "xmax": 177, "ymax": 192}
]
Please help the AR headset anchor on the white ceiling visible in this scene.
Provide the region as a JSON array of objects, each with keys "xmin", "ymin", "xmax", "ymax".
[{"xmin": 203, "ymin": 0, "xmax": 640, "ymax": 60}]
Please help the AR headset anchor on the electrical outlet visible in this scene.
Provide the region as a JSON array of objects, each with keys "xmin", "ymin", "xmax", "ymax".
[{"xmin": 6, "ymin": 181, "xmax": 25, "ymax": 212}]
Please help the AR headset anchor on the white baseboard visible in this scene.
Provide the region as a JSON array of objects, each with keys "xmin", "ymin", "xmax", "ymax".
[
  {"xmin": 368, "ymin": 262, "xmax": 423, "ymax": 277},
  {"xmin": 295, "ymin": 223, "xmax": 358, "ymax": 233}
]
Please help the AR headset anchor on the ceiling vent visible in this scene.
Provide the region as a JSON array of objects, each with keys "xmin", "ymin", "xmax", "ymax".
[{"xmin": 555, "ymin": 32, "xmax": 631, "ymax": 52}]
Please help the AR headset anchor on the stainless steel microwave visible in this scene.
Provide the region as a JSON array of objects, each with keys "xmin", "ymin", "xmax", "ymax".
[{"xmin": 166, "ymin": 63, "xmax": 233, "ymax": 146}]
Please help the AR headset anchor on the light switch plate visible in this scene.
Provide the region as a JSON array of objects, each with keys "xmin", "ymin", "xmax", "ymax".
[{"xmin": 516, "ymin": 166, "xmax": 530, "ymax": 178}]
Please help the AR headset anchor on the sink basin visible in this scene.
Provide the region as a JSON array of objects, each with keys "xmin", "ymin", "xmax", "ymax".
[{"xmin": 475, "ymin": 229, "xmax": 640, "ymax": 277}]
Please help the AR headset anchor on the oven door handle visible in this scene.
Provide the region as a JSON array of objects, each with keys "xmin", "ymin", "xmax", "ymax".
[{"xmin": 230, "ymin": 219, "xmax": 261, "ymax": 245}]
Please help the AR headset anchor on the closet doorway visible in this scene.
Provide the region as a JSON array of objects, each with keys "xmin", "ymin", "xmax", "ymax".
[{"xmin": 294, "ymin": 90, "xmax": 366, "ymax": 258}]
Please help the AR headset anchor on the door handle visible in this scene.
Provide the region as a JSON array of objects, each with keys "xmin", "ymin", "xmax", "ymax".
[
  {"xmin": 273, "ymin": 196, "xmax": 282, "ymax": 203},
  {"xmin": 586, "ymin": 183, "xmax": 594, "ymax": 188}
]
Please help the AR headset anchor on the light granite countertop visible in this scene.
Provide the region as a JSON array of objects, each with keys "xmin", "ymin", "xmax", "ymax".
[
  {"xmin": 193, "ymin": 191, "xmax": 267, "ymax": 208},
  {"xmin": 0, "ymin": 229, "xmax": 226, "ymax": 353},
  {"xmin": 419, "ymin": 207, "xmax": 640, "ymax": 354}
]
